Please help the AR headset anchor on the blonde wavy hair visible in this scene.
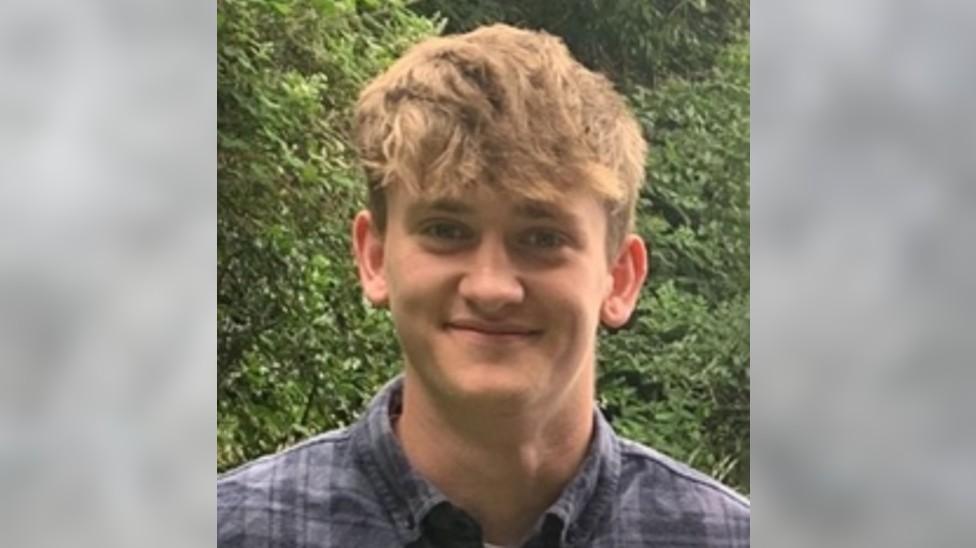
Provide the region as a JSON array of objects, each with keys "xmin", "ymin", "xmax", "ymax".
[{"xmin": 353, "ymin": 24, "xmax": 647, "ymax": 252}]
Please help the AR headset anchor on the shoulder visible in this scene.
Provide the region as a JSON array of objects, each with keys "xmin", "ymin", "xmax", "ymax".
[
  {"xmin": 613, "ymin": 437, "xmax": 750, "ymax": 546},
  {"xmin": 218, "ymin": 426, "xmax": 354, "ymax": 501},
  {"xmin": 617, "ymin": 437, "xmax": 750, "ymax": 513},
  {"xmin": 217, "ymin": 427, "xmax": 394, "ymax": 547}
]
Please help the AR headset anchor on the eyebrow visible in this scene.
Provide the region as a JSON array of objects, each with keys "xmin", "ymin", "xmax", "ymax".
[
  {"xmin": 408, "ymin": 197, "xmax": 581, "ymax": 225},
  {"xmin": 515, "ymin": 201, "xmax": 569, "ymax": 221},
  {"xmin": 407, "ymin": 198, "xmax": 475, "ymax": 218}
]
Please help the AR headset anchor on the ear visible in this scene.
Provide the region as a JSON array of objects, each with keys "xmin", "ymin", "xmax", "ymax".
[
  {"xmin": 352, "ymin": 210, "xmax": 389, "ymax": 307},
  {"xmin": 601, "ymin": 234, "xmax": 649, "ymax": 328}
]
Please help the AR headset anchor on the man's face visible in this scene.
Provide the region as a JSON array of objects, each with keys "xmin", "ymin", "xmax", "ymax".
[{"xmin": 354, "ymin": 184, "xmax": 644, "ymax": 408}]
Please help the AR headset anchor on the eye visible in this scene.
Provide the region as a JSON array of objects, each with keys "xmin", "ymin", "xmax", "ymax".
[
  {"xmin": 521, "ymin": 228, "xmax": 568, "ymax": 249},
  {"xmin": 420, "ymin": 221, "xmax": 472, "ymax": 241}
]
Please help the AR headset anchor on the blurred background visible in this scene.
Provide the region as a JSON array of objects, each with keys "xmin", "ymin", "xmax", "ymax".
[
  {"xmin": 0, "ymin": 1, "xmax": 214, "ymax": 547},
  {"xmin": 752, "ymin": 0, "xmax": 976, "ymax": 546}
]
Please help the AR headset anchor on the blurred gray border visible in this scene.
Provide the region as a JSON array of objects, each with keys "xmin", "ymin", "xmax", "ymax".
[
  {"xmin": 753, "ymin": 1, "xmax": 976, "ymax": 546},
  {"xmin": 0, "ymin": 1, "xmax": 214, "ymax": 547}
]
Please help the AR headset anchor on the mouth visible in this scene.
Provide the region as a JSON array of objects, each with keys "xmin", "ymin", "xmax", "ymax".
[{"xmin": 445, "ymin": 321, "xmax": 543, "ymax": 342}]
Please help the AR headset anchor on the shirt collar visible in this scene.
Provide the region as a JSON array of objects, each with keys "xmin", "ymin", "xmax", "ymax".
[{"xmin": 351, "ymin": 375, "xmax": 621, "ymax": 547}]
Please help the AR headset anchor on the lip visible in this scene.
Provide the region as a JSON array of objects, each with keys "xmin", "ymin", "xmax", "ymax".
[{"xmin": 445, "ymin": 320, "xmax": 543, "ymax": 337}]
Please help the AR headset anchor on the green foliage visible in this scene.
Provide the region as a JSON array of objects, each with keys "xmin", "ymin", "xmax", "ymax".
[
  {"xmin": 598, "ymin": 37, "xmax": 750, "ymax": 490},
  {"xmin": 409, "ymin": 0, "xmax": 749, "ymax": 86},
  {"xmin": 636, "ymin": 39, "xmax": 750, "ymax": 302},
  {"xmin": 217, "ymin": 0, "xmax": 750, "ymax": 494},
  {"xmin": 217, "ymin": 0, "xmax": 442, "ymax": 469}
]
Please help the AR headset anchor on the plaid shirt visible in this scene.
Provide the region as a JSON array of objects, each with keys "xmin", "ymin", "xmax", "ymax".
[{"xmin": 218, "ymin": 376, "xmax": 749, "ymax": 547}]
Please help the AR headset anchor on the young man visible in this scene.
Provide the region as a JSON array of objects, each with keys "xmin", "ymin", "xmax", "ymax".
[{"xmin": 218, "ymin": 24, "xmax": 749, "ymax": 548}]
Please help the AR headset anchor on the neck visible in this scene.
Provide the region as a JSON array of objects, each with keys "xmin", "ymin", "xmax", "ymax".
[{"xmin": 396, "ymin": 368, "xmax": 595, "ymax": 546}]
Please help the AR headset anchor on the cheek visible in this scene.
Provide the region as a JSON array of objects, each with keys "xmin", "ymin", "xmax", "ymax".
[
  {"xmin": 385, "ymin": 247, "xmax": 449, "ymax": 317},
  {"xmin": 386, "ymin": 253, "xmax": 438, "ymax": 360},
  {"xmin": 384, "ymin": 242, "xmax": 422, "ymax": 297},
  {"xmin": 542, "ymin": 271, "xmax": 607, "ymax": 333}
]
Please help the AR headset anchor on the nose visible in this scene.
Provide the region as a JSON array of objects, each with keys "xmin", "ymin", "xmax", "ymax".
[{"xmin": 457, "ymin": 236, "xmax": 525, "ymax": 314}]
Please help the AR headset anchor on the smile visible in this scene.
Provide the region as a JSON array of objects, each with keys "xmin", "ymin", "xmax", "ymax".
[{"xmin": 445, "ymin": 321, "xmax": 543, "ymax": 343}]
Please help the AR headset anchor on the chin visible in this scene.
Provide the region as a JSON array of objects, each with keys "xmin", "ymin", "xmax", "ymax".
[{"xmin": 432, "ymin": 354, "xmax": 550, "ymax": 404}]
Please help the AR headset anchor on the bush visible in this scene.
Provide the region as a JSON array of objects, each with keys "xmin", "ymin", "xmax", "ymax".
[
  {"xmin": 217, "ymin": 0, "xmax": 441, "ymax": 469},
  {"xmin": 410, "ymin": 0, "xmax": 749, "ymax": 87},
  {"xmin": 598, "ymin": 38, "xmax": 750, "ymax": 490}
]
